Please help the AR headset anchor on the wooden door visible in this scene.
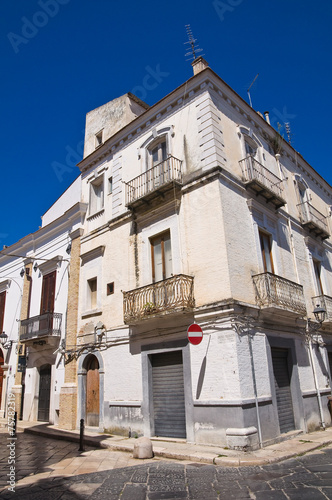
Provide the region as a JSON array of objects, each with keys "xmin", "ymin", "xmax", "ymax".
[
  {"xmin": 38, "ymin": 364, "xmax": 51, "ymax": 421},
  {"xmin": 0, "ymin": 350, "xmax": 4, "ymax": 408},
  {"xmin": 86, "ymin": 356, "xmax": 99, "ymax": 427}
]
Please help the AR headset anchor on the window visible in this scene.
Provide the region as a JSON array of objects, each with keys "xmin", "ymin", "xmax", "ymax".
[
  {"xmin": 95, "ymin": 130, "xmax": 103, "ymax": 148},
  {"xmin": 150, "ymin": 231, "xmax": 172, "ymax": 282},
  {"xmin": 245, "ymin": 139, "xmax": 257, "ymax": 157},
  {"xmin": 88, "ymin": 278, "xmax": 97, "ymax": 309},
  {"xmin": 313, "ymin": 259, "xmax": 323, "ymax": 295},
  {"xmin": 90, "ymin": 176, "xmax": 104, "ymax": 214},
  {"xmin": 40, "ymin": 271, "xmax": 56, "ymax": 314},
  {"xmin": 259, "ymin": 230, "xmax": 274, "ymax": 273},
  {"xmin": 0, "ymin": 291, "xmax": 6, "ymax": 333},
  {"xmin": 107, "ymin": 282, "xmax": 114, "ymax": 295},
  {"xmin": 108, "ymin": 176, "xmax": 113, "ymax": 195},
  {"xmin": 147, "ymin": 137, "xmax": 167, "ymax": 170}
]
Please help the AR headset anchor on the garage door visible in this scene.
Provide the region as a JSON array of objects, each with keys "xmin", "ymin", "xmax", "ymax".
[
  {"xmin": 152, "ymin": 350, "xmax": 186, "ymax": 439},
  {"xmin": 271, "ymin": 348, "xmax": 295, "ymax": 434}
]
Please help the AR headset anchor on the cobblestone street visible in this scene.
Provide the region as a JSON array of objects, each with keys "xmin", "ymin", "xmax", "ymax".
[{"xmin": 1, "ymin": 430, "xmax": 332, "ymax": 499}]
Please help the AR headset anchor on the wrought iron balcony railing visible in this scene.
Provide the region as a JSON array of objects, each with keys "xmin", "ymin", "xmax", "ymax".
[
  {"xmin": 125, "ymin": 156, "xmax": 182, "ymax": 207},
  {"xmin": 312, "ymin": 294, "xmax": 332, "ymax": 322},
  {"xmin": 123, "ymin": 274, "xmax": 194, "ymax": 324},
  {"xmin": 239, "ymin": 156, "xmax": 285, "ymax": 208},
  {"xmin": 297, "ymin": 201, "xmax": 329, "ymax": 240},
  {"xmin": 20, "ymin": 312, "xmax": 62, "ymax": 341},
  {"xmin": 252, "ymin": 272, "xmax": 306, "ymax": 316}
]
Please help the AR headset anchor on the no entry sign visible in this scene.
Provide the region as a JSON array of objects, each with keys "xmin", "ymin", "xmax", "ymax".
[{"xmin": 187, "ymin": 323, "xmax": 203, "ymax": 345}]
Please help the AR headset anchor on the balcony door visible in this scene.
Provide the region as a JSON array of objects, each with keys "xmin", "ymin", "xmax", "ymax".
[
  {"xmin": 259, "ymin": 230, "xmax": 274, "ymax": 274},
  {"xmin": 151, "ymin": 232, "xmax": 172, "ymax": 283},
  {"xmin": 40, "ymin": 271, "xmax": 56, "ymax": 314},
  {"xmin": 148, "ymin": 138, "xmax": 167, "ymax": 188},
  {"xmin": 40, "ymin": 271, "xmax": 56, "ymax": 333},
  {"xmin": 313, "ymin": 260, "xmax": 323, "ymax": 296}
]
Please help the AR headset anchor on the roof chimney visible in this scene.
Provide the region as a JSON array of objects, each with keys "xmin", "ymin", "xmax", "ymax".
[
  {"xmin": 264, "ymin": 111, "xmax": 270, "ymax": 125},
  {"xmin": 192, "ymin": 56, "xmax": 209, "ymax": 76}
]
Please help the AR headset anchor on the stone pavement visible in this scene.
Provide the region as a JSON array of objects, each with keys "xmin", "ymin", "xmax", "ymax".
[
  {"xmin": 2, "ymin": 419, "xmax": 332, "ymax": 466},
  {"xmin": 0, "ymin": 427, "xmax": 332, "ymax": 499}
]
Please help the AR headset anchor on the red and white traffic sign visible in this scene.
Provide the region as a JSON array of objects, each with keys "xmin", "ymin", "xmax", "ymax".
[{"xmin": 187, "ymin": 323, "xmax": 203, "ymax": 345}]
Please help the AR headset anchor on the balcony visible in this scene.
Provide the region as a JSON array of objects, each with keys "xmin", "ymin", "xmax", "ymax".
[
  {"xmin": 297, "ymin": 201, "xmax": 329, "ymax": 240},
  {"xmin": 312, "ymin": 294, "xmax": 332, "ymax": 322},
  {"xmin": 20, "ymin": 312, "xmax": 62, "ymax": 345},
  {"xmin": 125, "ymin": 156, "xmax": 183, "ymax": 208},
  {"xmin": 123, "ymin": 274, "xmax": 194, "ymax": 324},
  {"xmin": 239, "ymin": 156, "xmax": 285, "ymax": 209},
  {"xmin": 253, "ymin": 272, "xmax": 306, "ymax": 316}
]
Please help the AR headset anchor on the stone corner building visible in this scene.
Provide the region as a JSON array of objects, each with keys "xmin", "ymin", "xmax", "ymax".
[{"xmin": 1, "ymin": 57, "xmax": 332, "ymax": 450}]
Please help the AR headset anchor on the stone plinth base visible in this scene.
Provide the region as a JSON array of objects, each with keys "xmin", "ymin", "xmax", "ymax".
[
  {"xmin": 58, "ymin": 383, "xmax": 77, "ymax": 430},
  {"xmin": 226, "ymin": 426, "xmax": 259, "ymax": 451},
  {"xmin": 11, "ymin": 385, "xmax": 23, "ymax": 420}
]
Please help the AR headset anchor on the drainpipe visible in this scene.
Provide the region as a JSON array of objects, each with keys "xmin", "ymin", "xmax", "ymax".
[
  {"xmin": 308, "ymin": 338, "xmax": 326, "ymax": 430},
  {"xmin": 247, "ymin": 333, "xmax": 263, "ymax": 448}
]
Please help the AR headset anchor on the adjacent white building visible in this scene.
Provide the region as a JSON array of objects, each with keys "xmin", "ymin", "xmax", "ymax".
[{"xmin": 0, "ymin": 177, "xmax": 86, "ymax": 425}]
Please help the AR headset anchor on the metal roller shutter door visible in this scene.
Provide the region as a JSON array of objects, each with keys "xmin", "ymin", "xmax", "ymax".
[
  {"xmin": 152, "ymin": 351, "xmax": 186, "ymax": 439},
  {"xmin": 271, "ymin": 348, "xmax": 295, "ymax": 434}
]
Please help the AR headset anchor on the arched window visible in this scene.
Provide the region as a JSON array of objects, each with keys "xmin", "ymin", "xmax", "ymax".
[
  {"xmin": 238, "ymin": 127, "xmax": 262, "ymax": 163},
  {"xmin": 147, "ymin": 135, "xmax": 168, "ymax": 170}
]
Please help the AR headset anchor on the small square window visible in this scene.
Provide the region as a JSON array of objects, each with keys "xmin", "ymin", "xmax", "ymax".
[
  {"xmin": 107, "ymin": 282, "xmax": 114, "ymax": 295},
  {"xmin": 95, "ymin": 131, "xmax": 103, "ymax": 148},
  {"xmin": 108, "ymin": 176, "xmax": 113, "ymax": 195}
]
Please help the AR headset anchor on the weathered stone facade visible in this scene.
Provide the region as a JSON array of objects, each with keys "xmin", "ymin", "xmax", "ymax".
[{"xmin": 1, "ymin": 58, "xmax": 332, "ymax": 449}]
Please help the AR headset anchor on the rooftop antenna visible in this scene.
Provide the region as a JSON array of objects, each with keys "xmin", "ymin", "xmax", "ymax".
[
  {"xmin": 285, "ymin": 122, "xmax": 292, "ymax": 145},
  {"xmin": 247, "ymin": 73, "xmax": 259, "ymax": 108},
  {"xmin": 184, "ymin": 24, "xmax": 203, "ymax": 61}
]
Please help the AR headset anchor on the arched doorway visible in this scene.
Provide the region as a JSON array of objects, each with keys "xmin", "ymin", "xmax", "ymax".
[
  {"xmin": 86, "ymin": 355, "xmax": 99, "ymax": 427},
  {"xmin": 0, "ymin": 349, "xmax": 4, "ymax": 408},
  {"xmin": 38, "ymin": 364, "xmax": 51, "ymax": 421}
]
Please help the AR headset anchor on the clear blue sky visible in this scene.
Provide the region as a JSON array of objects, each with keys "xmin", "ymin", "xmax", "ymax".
[{"xmin": 1, "ymin": 0, "xmax": 331, "ymax": 246}]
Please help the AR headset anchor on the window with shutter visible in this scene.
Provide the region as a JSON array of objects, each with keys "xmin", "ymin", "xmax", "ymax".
[{"xmin": 40, "ymin": 271, "xmax": 56, "ymax": 314}]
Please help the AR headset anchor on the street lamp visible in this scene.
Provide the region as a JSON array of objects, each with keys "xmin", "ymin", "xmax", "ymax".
[
  {"xmin": 313, "ymin": 305, "xmax": 326, "ymax": 324},
  {"xmin": 306, "ymin": 304, "xmax": 327, "ymax": 431}
]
